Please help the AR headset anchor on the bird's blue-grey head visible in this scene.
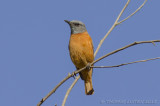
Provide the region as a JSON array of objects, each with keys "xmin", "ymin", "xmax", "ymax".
[{"xmin": 64, "ymin": 20, "xmax": 87, "ymax": 34}]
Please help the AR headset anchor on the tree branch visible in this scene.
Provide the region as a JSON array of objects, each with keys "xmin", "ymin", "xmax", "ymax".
[
  {"xmin": 91, "ymin": 57, "xmax": 160, "ymax": 68},
  {"xmin": 62, "ymin": 76, "xmax": 80, "ymax": 106},
  {"xmin": 93, "ymin": 40, "xmax": 160, "ymax": 64},
  {"xmin": 94, "ymin": 0, "xmax": 131, "ymax": 56},
  {"xmin": 117, "ymin": 0, "xmax": 147, "ymax": 25},
  {"xmin": 37, "ymin": 40, "xmax": 160, "ymax": 106}
]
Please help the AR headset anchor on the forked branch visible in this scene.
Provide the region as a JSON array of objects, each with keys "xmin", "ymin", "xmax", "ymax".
[
  {"xmin": 91, "ymin": 57, "xmax": 160, "ymax": 68},
  {"xmin": 37, "ymin": 40, "xmax": 160, "ymax": 106},
  {"xmin": 117, "ymin": 0, "xmax": 147, "ymax": 25},
  {"xmin": 62, "ymin": 76, "xmax": 80, "ymax": 106},
  {"xmin": 94, "ymin": 0, "xmax": 131, "ymax": 56}
]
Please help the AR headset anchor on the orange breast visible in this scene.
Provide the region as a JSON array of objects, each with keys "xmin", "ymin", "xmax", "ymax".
[{"xmin": 69, "ymin": 31, "xmax": 94, "ymax": 69}]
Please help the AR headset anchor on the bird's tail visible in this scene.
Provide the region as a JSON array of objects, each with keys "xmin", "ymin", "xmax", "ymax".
[
  {"xmin": 84, "ymin": 68, "xmax": 94, "ymax": 95},
  {"xmin": 79, "ymin": 68, "xmax": 94, "ymax": 95},
  {"xmin": 85, "ymin": 78, "xmax": 94, "ymax": 95}
]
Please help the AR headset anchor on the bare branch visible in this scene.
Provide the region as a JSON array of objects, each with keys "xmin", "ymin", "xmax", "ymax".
[
  {"xmin": 37, "ymin": 40, "xmax": 160, "ymax": 106},
  {"xmin": 93, "ymin": 40, "xmax": 160, "ymax": 64},
  {"xmin": 91, "ymin": 57, "xmax": 160, "ymax": 68},
  {"xmin": 117, "ymin": 0, "xmax": 147, "ymax": 25},
  {"xmin": 94, "ymin": 0, "xmax": 131, "ymax": 56},
  {"xmin": 62, "ymin": 76, "xmax": 80, "ymax": 106},
  {"xmin": 37, "ymin": 74, "xmax": 74, "ymax": 106}
]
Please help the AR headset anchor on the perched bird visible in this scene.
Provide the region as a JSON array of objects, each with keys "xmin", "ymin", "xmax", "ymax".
[{"xmin": 65, "ymin": 20, "xmax": 94, "ymax": 95}]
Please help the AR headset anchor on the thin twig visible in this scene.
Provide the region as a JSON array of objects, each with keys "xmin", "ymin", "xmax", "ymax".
[
  {"xmin": 37, "ymin": 75, "xmax": 74, "ymax": 106},
  {"xmin": 117, "ymin": 0, "xmax": 147, "ymax": 25},
  {"xmin": 91, "ymin": 57, "xmax": 160, "ymax": 68},
  {"xmin": 93, "ymin": 40, "xmax": 160, "ymax": 64},
  {"xmin": 94, "ymin": 0, "xmax": 131, "ymax": 56},
  {"xmin": 62, "ymin": 76, "xmax": 80, "ymax": 106},
  {"xmin": 37, "ymin": 40, "xmax": 160, "ymax": 106}
]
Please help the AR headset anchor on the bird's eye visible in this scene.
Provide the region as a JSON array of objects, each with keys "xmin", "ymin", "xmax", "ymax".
[{"xmin": 74, "ymin": 23, "xmax": 80, "ymax": 26}]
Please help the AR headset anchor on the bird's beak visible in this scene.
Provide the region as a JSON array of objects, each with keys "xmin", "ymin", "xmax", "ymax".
[{"xmin": 64, "ymin": 20, "xmax": 70, "ymax": 24}]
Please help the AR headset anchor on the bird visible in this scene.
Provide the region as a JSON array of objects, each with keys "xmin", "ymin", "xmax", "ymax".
[{"xmin": 65, "ymin": 20, "xmax": 94, "ymax": 95}]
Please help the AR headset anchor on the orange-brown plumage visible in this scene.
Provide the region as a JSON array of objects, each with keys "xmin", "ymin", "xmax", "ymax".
[
  {"xmin": 69, "ymin": 31, "xmax": 94, "ymax": 95},
  {"xmin": 65, "ymin": 20, "xmax": 94, "ymax": 95}
]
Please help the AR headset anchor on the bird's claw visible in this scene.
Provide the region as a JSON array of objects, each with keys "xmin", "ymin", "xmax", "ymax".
[
  {"xmin": 86, "ymin": 63, "xmax": 91, "ymax": 70},
  {"xmin": 71, "ymin": 72, "xmax": 76, "ymax": 79}
]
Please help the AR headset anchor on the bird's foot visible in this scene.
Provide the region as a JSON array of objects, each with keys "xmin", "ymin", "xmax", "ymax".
[
  {"xmin": 86, "ymin": 63, "xmax": 91, "ymax": 70},
  {"xmin": 70, "ymin": 72, "xmax": 76, "ymax": 79}
]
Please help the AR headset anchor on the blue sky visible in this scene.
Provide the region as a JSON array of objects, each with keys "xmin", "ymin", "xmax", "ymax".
[{"xmin": 0, "ymin": 0, "xmax": 160, "ymax": 106}]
